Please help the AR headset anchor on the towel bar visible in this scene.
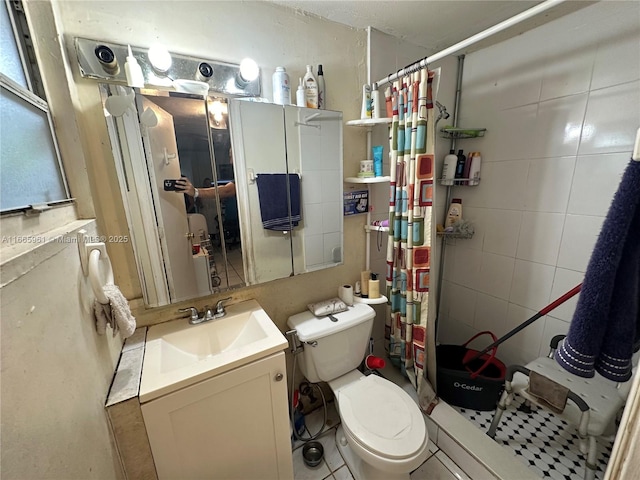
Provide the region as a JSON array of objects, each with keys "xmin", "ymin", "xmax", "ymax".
[
  {"xmin": 77, "ymin": 229, "xmax": 115, "ymax": 304},
  {"xmin": 89, "ymin": 249, "xmax": 114, "ymax": 304}
]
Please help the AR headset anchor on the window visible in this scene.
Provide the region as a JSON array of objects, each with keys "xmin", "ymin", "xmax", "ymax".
[{"xmin": 0, "ymin": 1, "xmax": 70, "ymax": 213}]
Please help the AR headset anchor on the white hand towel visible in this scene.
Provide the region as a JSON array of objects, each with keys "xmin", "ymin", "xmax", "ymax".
[{"xmin": 93, "ymin": 284, "xmax": 136, "ymax": 339}]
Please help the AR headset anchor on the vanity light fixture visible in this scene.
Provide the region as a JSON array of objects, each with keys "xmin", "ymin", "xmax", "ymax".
[
  {"xmin": 147, "ymin": 44, "xmax": 172, "ymax": 74},
  {"xmin": 75, "ymin": 37, "xmax": 262, "ymax": 97}
]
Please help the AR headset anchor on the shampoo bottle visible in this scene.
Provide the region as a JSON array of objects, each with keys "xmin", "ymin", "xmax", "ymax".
[
  {"xmin": 272, "ymin": 67, "xmax": 291, "ymax": 105},
  {"xmin": 296, "ymin": 78, "xmax": 305, "ymax": 107},
  {"xmin": 303, "ymin": 65, "xmax": 318, "ymax": 109},
  {"xmin": 454, "ymin": 149, "xmax": 466, "ymax": 185},
  {"xmin": 124, "ymin": 44, "xmax": 144, "ymax": 88},
  {"xmin": 445, "ymin": 198, "xmax": 463, "ymax": 228},
  {"xmin": 441, "ymin": 149, "xmax": 457, "ymax": 186},
  {"xmin": 468, "ymin": 152, "xmax": 482, "ymax": 186},
  {"xmin": 317, "ymin": 64, "xmax": 325, "ymax": 109}
]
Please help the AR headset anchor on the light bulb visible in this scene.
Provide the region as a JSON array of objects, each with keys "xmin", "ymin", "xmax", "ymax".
[
  {"xmin": 239, "ymin": 58, "xmax": 259, "ymax": 83},
  {"xmin": 148, "ymin": 44, "xmax": 172, "ymax": 73}
]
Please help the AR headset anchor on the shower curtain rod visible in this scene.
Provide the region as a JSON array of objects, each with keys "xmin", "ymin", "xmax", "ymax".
[{"xmin": 374, "ymin": 0, "xmax": 566, "ymax": 89}]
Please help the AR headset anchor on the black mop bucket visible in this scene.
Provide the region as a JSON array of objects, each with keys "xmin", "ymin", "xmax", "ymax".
[
  {"xmin": 437, "ymin": 331, "xmax": 506, "ymax": 411},
  {"xmin": 436, "ymin": 284, "xmax": 583, "ymax": 411}
]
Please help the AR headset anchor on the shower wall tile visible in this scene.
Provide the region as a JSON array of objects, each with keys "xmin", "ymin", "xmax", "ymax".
[
  {"xmin": 322, "ymin": 201, "xmax": 341, "ymax": 233},
  {"xmin": 539, "ymin": 45, "xmax": 595, "ymax": 101},
  {"xmin": 516, "ymin": 211, "xmax": 564, "ymax": 266},
  {"xmin": 492, "ymin": 104, "xmax": 538, "ymax": 161},
  {"xmin": 476, "ymin": 252, "xmax": 514, "ymax": 300},
  {"xmin": 524, "ymin": 156, "xmax": 575, "ymax": 213},
  {"xmin": 568, "ymin": 152, "xmax": 630, "ymax": 216},
  {"xmin": 557, "ymin": 214, "xmax": 605, "ymax": 272},
  {"xmin": 473, "ymin": 293, "xmax": 509, "ymax": 338},
  {"xmin": 533, "ymin": 94, "xmax": 588, "ymax": 159},
  {"xmin": 591, "ymin": 20, "xmax": 640, "ymax": 90},
  {"xmin": 504, "ymin": 303, "xmax": 545, "ymax": 359},
  {"xmin": 539, "ymin": 316, "xmax": 571, "ymax": 358},
  {"xmin": 549, "ymin": 267, "xmax": 584, "ymax": 322},
  {"xmin": 448, "ymin": 283, "xmax": 477, "ymax": 327},
  {"xmin": 320, "ymin": 170, "xmax": 341, "ymax": 202},
  {"xmin": 303, "ymin": 203, "xmax": 322, "ymax": 235},
  {"xmin": 509, "ymin": 259, "xmax": 555, "ymax": 311},
  {"xmin": 462, "ymin": 160, "xmax": 528, "ymax": 210},
  {"xmin": 482, "ymin": 208, "xmax": 522, "ymax": 258},
  {"xmin": 448, "ymin": 246, "xmax": 482, "ymax": 290},
  {"xmin": 579, "ymin": 80, "xmax": 640, "ymax": 156},
  {"xmin": 323, "ymin": 232, "xmax": 340, "ymax": 264}
]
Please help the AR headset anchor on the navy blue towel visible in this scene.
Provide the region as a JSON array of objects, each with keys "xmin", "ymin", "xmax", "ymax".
[
  {"xmin": 255, "ymin": 173, "xmax": 301, "ymax": 231},
  {"xmin": 555, "ymin": 159, "xmax": 640, "ymax": 382}
]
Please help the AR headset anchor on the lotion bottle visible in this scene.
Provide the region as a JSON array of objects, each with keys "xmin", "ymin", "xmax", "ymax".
[
  {"xmin": 296, "ymin": 78, "xmax": 305, "ymax": 107},
  {"xmin": 124, "ymin": 44, "xmax": 144, "ymax": 88},
  {"xmin": 445, "ymin": 198, "xmax": 463, "ymax": 228},
  {"xmin": 441, "ymin": 149, "xmax": 457, "ymax": 186},
  {"xmin": 317, "ymin": 64, "xmax": 325, "ymax": 109},
  {"xmin": 303, "ymin": 65, "xmax": 318, "ymax": 109}
]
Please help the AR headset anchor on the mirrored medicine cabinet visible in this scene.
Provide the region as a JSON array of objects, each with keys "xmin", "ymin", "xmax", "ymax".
[{"xmin": 84, "ymin": 40, "xmax": 344, "ymax": 307}]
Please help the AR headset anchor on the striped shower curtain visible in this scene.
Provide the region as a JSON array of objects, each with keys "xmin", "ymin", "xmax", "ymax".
[{"xmin": 385, "ymin": 68, "xmax": 438, "ymax": 404}]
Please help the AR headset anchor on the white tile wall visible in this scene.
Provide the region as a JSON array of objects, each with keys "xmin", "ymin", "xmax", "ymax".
[{"xmin": 439, "ymin": 1, "xmax": 640, "ymax": 368}]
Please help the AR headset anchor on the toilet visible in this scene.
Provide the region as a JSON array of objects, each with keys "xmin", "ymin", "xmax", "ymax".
[{"xmin": 287, "ymin": 303, "xmax": 429, "ymax": 480}]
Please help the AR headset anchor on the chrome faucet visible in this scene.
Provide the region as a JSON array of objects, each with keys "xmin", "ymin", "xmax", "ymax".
[{"xmin": 178, "ymin": 297, "xmax": 232, "ymax": 325}]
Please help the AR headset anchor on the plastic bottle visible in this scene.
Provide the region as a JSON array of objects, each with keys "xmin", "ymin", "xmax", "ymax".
[
  {"xmin": 296, "ymin": 78, "xmax": 305, "ymax": 107},
  {"xmin": 371, "ymin": 86, "xmax": 381, "ymax": 118},
  {"xmin": 445, "ymin": 198, "xmax": 463, "ymax": 228},
  {"xmin": 303, "ymin": 65, "xmax": 318, "ymax": 109},
  {"xmin": 468, "ymin": 152, "xmax": 482, "ymax": 186},
  {"xmin": 368, "ymin": 273, "xmax": 380, "ymax": 299},
  {"xmin": 454, "ymin": 149, "xmax": 466, "ymax": 185},
  {"xmin": 441, "ymin": 149, "xmax": 457, "ymax": 186},
  {"xmin": 272, "ymin": 67, "xmax": 291, "ymax": 105},
  {"xmin": 361, "ymin": 84, "xmax": 371, "ymax": 119},
  {"xmin": 317, "ymin": 64, "xmax": 325, "ymax": 109},
  {"xmin": 124, "ymin": 44, "xmax": 144, "ymax": 88}
]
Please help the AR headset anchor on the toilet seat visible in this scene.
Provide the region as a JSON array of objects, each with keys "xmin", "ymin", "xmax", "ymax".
[{"xmin": 335, "ymin": 374, "xmax": 426, "ymax": 459}]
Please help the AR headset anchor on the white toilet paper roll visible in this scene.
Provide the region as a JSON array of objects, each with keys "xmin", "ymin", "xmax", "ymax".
[{"xmin": 338, "ymin": 284, "xmax": 354, "ymax": 306}]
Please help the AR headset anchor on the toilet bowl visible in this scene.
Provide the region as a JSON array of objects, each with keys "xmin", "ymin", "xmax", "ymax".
[
  {"xmin": 287, "ymin": 304, "xmax": 429, "ymax": 479},
  {"xmin": 330, "ymin": 371, "xmax": 429, "ymax": 479}
]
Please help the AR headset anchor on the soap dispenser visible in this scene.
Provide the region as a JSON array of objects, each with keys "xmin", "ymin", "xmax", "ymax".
[{"xmin": 124, "ymin": 45, "xmax": 144, "ymax": 88}]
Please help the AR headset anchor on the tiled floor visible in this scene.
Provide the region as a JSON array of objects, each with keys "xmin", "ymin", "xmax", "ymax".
[
  {"xmin": 452, "ymin": 399, "xmax": 614, "ymax": 480},
  {"xmin": 292, "ymin": 401, "xmax": 471, "ymax": 480},
  {"xmin": 211, "ymin": 245, "xmax": 245, "ymax": 288}
]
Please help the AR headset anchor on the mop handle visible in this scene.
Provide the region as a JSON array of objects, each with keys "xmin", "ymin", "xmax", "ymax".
[{"xmin": 462, "ymin": 283, "xmax": 582, "ymax": 365}]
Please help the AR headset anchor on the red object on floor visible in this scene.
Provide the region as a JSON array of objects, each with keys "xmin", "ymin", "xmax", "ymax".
[{"xmin": 365, "ymin": 355, "xmax": 385, "ymax": 369}]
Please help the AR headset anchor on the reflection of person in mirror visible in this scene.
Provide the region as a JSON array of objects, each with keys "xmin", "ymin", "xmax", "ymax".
[{"xmin": 175, "ymin": 177, "xmax": 236, "ymax": 200}]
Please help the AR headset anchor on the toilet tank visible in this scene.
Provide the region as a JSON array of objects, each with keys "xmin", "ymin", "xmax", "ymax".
[{"xmin": 287, "ymin": 304, "xmax": 375, "ymax": 383}]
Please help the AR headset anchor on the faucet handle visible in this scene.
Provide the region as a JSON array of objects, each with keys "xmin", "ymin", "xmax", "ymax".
[
  {"xmin": 178, "ymin": 307, "xmax": 199, "ymax": 321},
  {"xmin": 215, "ymin": 297, "xmax": 232, "ymax": 313}
]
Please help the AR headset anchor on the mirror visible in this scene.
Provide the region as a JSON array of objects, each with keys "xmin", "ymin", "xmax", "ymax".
[
  {"xmin": 230, "ymin": 101, "xmax": 344, "ymax": 284},
  {"xmin": 102, "ymin": 87, "xmax": 343, "ymax": 307}
]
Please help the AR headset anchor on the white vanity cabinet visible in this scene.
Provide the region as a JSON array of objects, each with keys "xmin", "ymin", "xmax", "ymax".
[{"xmin": 141, "ymin": 351, "xmax": 293, "ymax": 480}]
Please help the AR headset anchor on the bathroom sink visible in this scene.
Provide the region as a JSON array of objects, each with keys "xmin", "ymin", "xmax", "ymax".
[{"xmin": 140, "ymin": 299, "xmax": 287, "ymax": 402}]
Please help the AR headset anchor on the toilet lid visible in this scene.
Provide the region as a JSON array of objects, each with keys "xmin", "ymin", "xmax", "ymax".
[{"xmin": 337, "ymin": 375, "xmax": 426, "ymax": 459}]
